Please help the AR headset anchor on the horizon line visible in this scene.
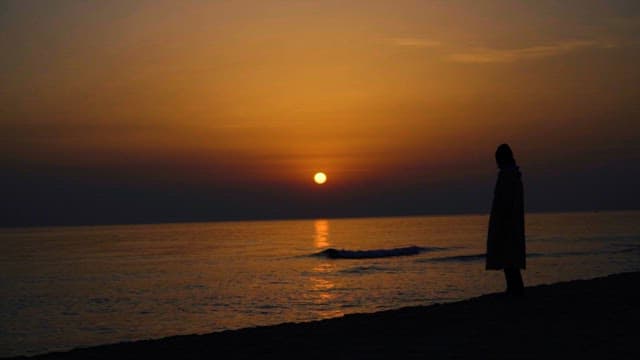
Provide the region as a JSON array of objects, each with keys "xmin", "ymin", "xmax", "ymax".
[{"xmin": 2, "ymin": 208, "xmax": 638, "ymax": 230}]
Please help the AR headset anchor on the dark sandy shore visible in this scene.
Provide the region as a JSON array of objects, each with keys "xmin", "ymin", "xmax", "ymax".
[{"xmin": 12, "ymin": 272, "xmax": 640, "ymax": 360}]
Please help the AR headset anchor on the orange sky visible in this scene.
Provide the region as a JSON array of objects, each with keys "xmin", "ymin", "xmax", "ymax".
[{"xmin": 2, "ymin": 1, "xmax": 640, "ymax": 225}]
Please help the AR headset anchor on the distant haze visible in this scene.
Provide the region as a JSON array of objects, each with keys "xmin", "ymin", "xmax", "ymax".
[{"xmin": 2, "ymin": 1, "xmax": 639, "ymax": 226}]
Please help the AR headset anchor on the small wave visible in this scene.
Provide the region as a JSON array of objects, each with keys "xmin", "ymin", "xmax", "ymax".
[
  {"xmin": 338, "ymin": 265, "xmax": 394, "ymax": 274},
  {"xmin": 420, "ymin": 249, "xmax": 636, "ymax": 263},
  {"xmin": 425, "ymin": 252, "xmax": 545, "ymax": 263},
  {"xmin": 315, "ymin": 246, "xmax": 436, "ymax": 259},
  {"xmin": 428, "ymin": 253, "xmax": 486, "ymax": 262},
  {"xmin": 615, "ymin": 247, "xmax": 640, "ymax": 254}
]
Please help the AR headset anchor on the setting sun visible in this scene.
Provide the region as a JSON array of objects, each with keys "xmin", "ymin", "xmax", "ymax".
[{"xmin": 314, "ymin": 172, "xmax": 327, "ymax": 185}]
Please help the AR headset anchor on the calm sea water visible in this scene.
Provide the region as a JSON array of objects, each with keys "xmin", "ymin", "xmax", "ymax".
[{"xmin": 1, "ymin": 211, "xmax": 639, "ymax": 357}]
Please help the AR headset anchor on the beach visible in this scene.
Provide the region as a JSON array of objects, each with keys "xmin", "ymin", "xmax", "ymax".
[
  {"xmin": 4, "ymin": 1, "xmax": 640, "ymax": 358},
  {"xmin": 11, "ymin": 271, "xmax": 639, "ymax": 359}
]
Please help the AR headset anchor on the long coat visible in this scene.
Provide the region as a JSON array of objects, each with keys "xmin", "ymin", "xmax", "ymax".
[{"xmin": 486, "ymin": 167, "xmax": 526, "ymax": 270}]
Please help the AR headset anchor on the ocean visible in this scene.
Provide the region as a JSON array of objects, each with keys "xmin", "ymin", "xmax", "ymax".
[{"xmin": 1, "ymin": 211, "xmax": 639, "ymax": 357}]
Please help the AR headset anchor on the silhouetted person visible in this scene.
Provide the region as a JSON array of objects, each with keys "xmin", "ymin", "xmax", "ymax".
[{"xmin": 486, "ymin": 144, "xmax": 525, "ymax": 296}]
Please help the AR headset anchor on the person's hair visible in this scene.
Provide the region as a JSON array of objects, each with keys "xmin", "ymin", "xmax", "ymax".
[{"xmin": 495, "ymin": 144, "xmax": 516, "ymax": 169}]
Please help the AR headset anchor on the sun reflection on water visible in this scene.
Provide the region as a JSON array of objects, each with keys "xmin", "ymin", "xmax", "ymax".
[
  {"xmin": 313, "ymin": 219, "xmax": 330, "ymax": 249},
  {"xmin": 308, "ymin": 219, "xmax": 344, "ymax": 318},
  {"xmin": 310, "ymin": 277, "xmax": 334, "ymax": 293}
]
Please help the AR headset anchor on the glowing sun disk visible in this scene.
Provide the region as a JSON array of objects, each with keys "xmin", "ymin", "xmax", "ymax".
[{"xmin": 314, "ymin": 172, "xmax": 327, "ymax": 185}]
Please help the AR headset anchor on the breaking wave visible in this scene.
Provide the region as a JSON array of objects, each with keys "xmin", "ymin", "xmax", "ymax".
[{"xmin": 314, "ymin": 246, "xmax": 444, "ymax": 259}]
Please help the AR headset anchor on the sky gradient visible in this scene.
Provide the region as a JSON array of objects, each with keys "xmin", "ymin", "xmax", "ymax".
[{"xmin": 2, "ymin": 0, "xmax": 640, "ymax": 226}]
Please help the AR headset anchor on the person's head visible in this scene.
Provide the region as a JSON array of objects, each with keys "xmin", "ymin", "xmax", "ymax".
[{"xmin": 495, "ymin": 144, "xmax": 516, "ymax": 169}]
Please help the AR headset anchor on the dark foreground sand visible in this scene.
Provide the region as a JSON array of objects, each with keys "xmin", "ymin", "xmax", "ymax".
[{"xmin": 12, "ymin": 272, "xmax": 640, "ymax": 360}]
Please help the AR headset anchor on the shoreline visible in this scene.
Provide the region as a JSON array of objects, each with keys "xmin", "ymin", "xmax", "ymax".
[{"xmin": 9, "ymin": 271, "xmax": 640, "ymax": 359}]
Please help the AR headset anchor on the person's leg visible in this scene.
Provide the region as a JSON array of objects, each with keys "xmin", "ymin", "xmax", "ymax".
[
  {"xmin": 504, "ymin": 268, "xmax": 525, "ymax": 296},
  {"xmin": 503, "ymin": 268, "xmax": 513, "ymax": 294},
  {"xmin": 512, "ymin": 268, "xmax": 524, "ymax": 295}
]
